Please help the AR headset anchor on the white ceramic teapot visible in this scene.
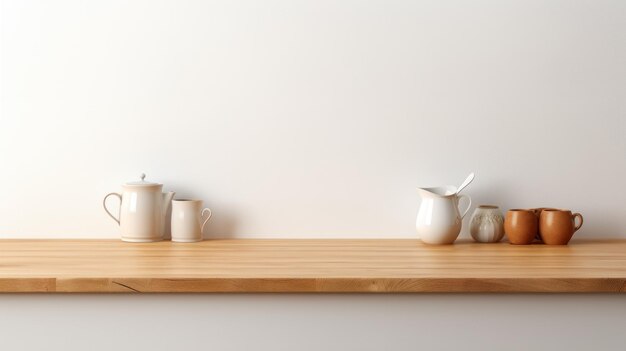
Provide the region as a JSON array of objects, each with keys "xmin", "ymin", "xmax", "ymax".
[
  {"xmin": 103, "ymin": 174, "xmax": 175, "ymax": 242},
  {"xmin": 416, "ymin": 186, "xmax": 471, "ymax": 244}
]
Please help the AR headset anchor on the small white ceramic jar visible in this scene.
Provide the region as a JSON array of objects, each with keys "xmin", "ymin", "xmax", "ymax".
[
  {"xmin": 171, "ymin": 200, "xmax": 212, "ymax": 243},
  {"xmin": 469, "ymin": 205, "xmax": 505, "ymax": 243}
]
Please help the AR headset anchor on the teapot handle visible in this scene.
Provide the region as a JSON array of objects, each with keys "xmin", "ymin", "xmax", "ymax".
[
  {"xmin": 103, "ymin": 192, "xmax": 122, "ymax": 225},
  {"xmin": 457, "ymin": 194, "xmax": 472, "ymax": 219},
  {"xmin": 201, "ymin": 208, "xmax": 213, "ymax": 234}
]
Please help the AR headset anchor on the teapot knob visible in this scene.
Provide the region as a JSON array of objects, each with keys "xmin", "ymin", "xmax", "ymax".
[{"xmin": 140, "ymin": 173, "xmax": 146, "ymax": 182}]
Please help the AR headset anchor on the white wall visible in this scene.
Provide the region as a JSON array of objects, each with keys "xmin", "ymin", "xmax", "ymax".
[
  {"xmin": 1, "ymin": 294, "xmax": 626, "ymax": 351},
  {"xmin": 1, "ymin": 0, "xmax": 625, "ymax": 239}
]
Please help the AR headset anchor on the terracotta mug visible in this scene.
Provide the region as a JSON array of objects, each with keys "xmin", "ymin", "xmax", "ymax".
[
  {"xmin": 539, "ymin": 209, "xmax": 583, "ymax": 245},
  {"xmin": 504, "ymin": 209, "xmax": 538, "ymax": 245},
  {"xmin": 531, "ymin": 207, "xmax": 557, "ymax": 241}
]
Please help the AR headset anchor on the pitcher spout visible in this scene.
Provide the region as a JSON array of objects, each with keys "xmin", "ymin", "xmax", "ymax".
[{"xmin": 417, "ymin": 186, "xmax": 457, "ymax": 197}]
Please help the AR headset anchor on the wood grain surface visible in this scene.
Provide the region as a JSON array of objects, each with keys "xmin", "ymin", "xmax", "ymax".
[{"xmin": 1, "ymin": 239, "xmax": 625, "ymax": 293}]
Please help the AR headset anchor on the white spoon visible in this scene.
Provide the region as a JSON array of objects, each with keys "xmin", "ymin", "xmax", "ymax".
[{"xmin": 456, "ymin": 172, "xmax": 475, "ymax": 194}]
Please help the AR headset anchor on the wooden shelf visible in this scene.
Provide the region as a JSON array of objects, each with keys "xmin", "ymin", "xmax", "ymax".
[{"xmin": 1, "ymin": 239, "xmax": 625, "ymax": 293}]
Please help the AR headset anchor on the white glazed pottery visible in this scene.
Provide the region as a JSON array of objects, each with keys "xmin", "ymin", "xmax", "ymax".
[
  {"xmin": 416, "ymin": 186, "xmax": 471, "ymax": 245},
  {"xmin": 171, "ymin": 200, "xmax": 212, "ymax": 243},
  {"xmin": 469, "ymin": 205, "xmax": 505, "ymax": 243},
  {"xmin": 103, "ymin": 174, "xmax": 175, "ymax": 242}
]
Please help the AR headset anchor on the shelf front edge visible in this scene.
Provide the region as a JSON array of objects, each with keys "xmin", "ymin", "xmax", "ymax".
[{"xmin": 1, "ymin": 277, "xmax": 625, "ymax": 293}]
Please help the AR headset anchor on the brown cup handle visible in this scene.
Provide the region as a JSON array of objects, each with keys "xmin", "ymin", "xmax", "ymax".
[{"xmin": 573, "ymin": 213, "xmax": 583, "ymax": 232}]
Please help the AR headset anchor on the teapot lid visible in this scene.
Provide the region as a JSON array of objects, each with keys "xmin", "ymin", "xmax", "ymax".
[{"xmin": 124, "ymin": 173, "xmax": 161, "ymax": 187}]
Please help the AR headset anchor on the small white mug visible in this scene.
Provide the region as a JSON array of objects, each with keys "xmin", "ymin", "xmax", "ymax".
[{"xmin": 171, "ymin": 199, "xmax": 212, "ymax": 243}]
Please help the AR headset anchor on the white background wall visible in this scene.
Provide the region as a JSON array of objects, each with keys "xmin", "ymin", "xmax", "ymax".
[
  {"xmin": 1, "ymin": 0, "xmax": 625, "ymax": 239},
  {"xmin": 2, "ymin": 294, "xmax": 626, "ymax": 351},
  {"xmin": 2, "ymin": 2, "xmax": 626, "ymax": 351}
]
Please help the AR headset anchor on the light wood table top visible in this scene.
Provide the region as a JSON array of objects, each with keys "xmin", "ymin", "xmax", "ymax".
[{"xmin": 1, "ymin": 239, "xmax": 625, "ymax": 293}]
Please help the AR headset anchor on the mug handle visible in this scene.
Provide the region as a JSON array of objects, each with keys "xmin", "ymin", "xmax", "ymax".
[
  {"xmin": 103, "ymin": 192, "xmax": 122, "ymax": 225},
  {"xmin": 457, "ymin": 194, "xmax": 472, "ymax": 219},
  {"xmin": 573, "ymin": 213, "xmax": 583, "ymax": 232},
  {"xmin": 201, "ymin": 208, "xmax": 213, "ymax": 234}
]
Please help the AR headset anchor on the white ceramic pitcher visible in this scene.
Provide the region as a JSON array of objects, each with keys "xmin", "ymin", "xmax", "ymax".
[
  {"xmin": 416, "ymin": 186, "xmax": 471, "ymax": 244},
  {"xmin": 103, "ymin": 174, "xmax": 175, "ymax": 242}
]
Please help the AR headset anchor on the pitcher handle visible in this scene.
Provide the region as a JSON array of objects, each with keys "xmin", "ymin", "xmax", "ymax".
[
  {"xmin": 457, "ymin": 194, "xmax": 472, "ymax": 219},
  {"xmin": 201, "ymin": 208, "xmax": 213, "ymax": 234},
  {"xmin": 103, "ymin": 192, "xmax": 122, "ymax": 225},
  {"xmin": 573, "ymin": 213, "xmax": 583, "ymax": 232}
]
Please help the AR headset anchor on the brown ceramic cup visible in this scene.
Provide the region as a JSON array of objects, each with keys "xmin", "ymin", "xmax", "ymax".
[
  {"xmin": 539, "ymin": 209, "xmax": 583, "ymax": 245},
  {"xmin": 531, "ymin": 208, "xmax": 557, "ymax": 241},
  {"xmin": 531, "ymin": 207, "xmax": 558, "ymax": 217},
  {"xmin": 504, "ymin": 209, "xmax": 538, "ymax": 245}
]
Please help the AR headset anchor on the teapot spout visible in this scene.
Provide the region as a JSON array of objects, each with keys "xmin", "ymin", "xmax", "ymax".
[{"xmin": 162, "ymin": 191, "xmax": 175, "ymax": 217}]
